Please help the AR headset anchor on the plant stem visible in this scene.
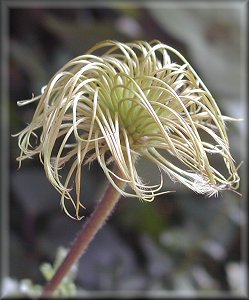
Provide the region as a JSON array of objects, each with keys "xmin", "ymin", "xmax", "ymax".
[{"xmin": 41, "ymin": 167, "xmax": 126, "ymax": 298}]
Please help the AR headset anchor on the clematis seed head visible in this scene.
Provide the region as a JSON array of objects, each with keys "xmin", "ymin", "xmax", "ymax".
[{"xmin": 15, "ymin": 40, "xmax": 240, "ymax": 219}]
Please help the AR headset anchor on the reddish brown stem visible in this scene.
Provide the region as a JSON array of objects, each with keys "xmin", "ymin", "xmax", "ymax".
[{"xmin": 41, "ymin": 169, "xmax": 125, "ymax": 298}]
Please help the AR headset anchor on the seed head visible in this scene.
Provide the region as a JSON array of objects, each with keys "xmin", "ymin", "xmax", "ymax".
[{"xmin": 16, "ymin": 40, "xmax": 240, "ymax": 219}]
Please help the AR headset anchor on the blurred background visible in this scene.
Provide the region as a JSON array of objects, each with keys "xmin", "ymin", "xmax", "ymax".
[{"xmin": 3, "ymin": 1, "xmax": 247, "ymax": 298}]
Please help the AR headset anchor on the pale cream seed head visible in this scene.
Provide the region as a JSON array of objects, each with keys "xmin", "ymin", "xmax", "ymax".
[{"xmin": 15, "ymin": 40, "xmax": 240, "ymax": 219}]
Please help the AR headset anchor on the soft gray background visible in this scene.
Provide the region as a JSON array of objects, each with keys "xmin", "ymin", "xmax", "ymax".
[{"xmin": 3, "ymin": 1, "xmax": 246, "ymax": 298}]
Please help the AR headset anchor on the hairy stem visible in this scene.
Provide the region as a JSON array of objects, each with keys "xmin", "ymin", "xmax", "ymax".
[{"xmin": 41, "ymin": 167, "xmax": 126, "ymax": 298}]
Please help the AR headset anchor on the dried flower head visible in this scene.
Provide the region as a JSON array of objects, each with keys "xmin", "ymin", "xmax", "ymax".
[{"xmin": 16, "ymin": 40, "xmax": 240, "ymax": 219}]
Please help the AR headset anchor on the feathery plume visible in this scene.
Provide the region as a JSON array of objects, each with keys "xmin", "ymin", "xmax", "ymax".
[{"xmin": 15, "ymin": 40, "xmax": 240, "ymax": 219}]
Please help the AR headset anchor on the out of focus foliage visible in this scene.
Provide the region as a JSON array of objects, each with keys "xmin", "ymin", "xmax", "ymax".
[
  {"xmin": 6, "ymin": 4, "xmax": 246, "ymax": 298},
  {"xmin": 2, "ymin": 247, "xmax": 78, "ymax": 298}
]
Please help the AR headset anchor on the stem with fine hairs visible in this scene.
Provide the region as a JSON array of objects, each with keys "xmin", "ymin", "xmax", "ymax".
[{"xmin": 41, "ymin": 168, "xmax": 126, "ymax": 298}]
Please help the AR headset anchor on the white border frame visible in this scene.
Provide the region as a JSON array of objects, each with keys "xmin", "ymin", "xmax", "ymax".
[{"xmin": 1, "ymin": 0, "xmax": 247, "ymax": 298}]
